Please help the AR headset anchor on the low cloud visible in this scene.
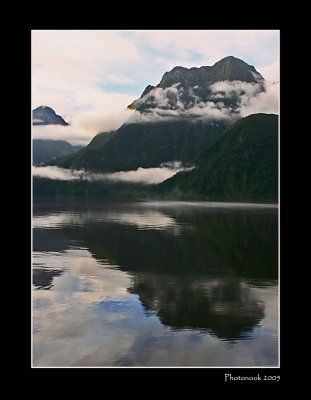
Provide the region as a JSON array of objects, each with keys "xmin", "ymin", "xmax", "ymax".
[
  {"xmin": 33, "ymin": 108, "xmax": 134, "ymax": 145},
  {"xmin": 239, "ymin": 82, "xmax": 279, "ymax": 116},
  {"xmin": 127, "ymin": 80, "xmax": 278, "ymax": 124},
  {"xmin": 258, "ymin": 62, "xmax": 280, "ymax": 83},
  {"xmin": 32, "ymin": 81, "xmax": 278, "ymax": 145},
  {"xmin": 210, "ymin": 80, "xmax": 261, "ymax": 98},
  {"xmin": 108, "ymin": 161, "xmax": 192, "ymax": 184},
  {"xmin": 210, "ymin": 80, "xmax": 279, "ymax": 117},
  {"xmin": 33, "ymin": 166, "xmax": 77, "ymax": 181},
  {"xmin": 33, "ymin": 162, "xmax": 192, "ymax": 185}
]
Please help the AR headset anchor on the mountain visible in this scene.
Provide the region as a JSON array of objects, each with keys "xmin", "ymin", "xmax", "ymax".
[
  {"xmin": 34, "ymin": 114, "xmax": 278, "ymax": 201},
  {"xmin": 159, "ymin": 56, "xmax": 263, "ymax": 88},
  {"xmin": 33, "ymin": 140, "xmax": 83, "ymax": 165},
  {"xmin": 33, "ymin": 106, "xmax": 69, "ymax": 126},
  {"xmin": 159, "ymin": 114, "xmax": 278, "ymax": 201},
  {"xmin": 128, "ymin": 56, "xmax": 264, "ymax": 113},
  {"xmin": 53, "ymin": 56, "xmax": 265, "ymax": 173},
  {"xmin": 54, "ymin": 121, "xmax": 227, "ymax": 172}
]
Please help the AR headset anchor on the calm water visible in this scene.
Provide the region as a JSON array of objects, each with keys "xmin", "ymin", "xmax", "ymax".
[{"xmin": 32, "ymin": 200, "xmax": 278, "ymax": 367}]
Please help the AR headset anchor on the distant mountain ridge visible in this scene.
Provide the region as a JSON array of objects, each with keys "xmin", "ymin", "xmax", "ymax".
[
  {"xmin": 33, "ymin": 139, "xmax": 83, "ymax": 165},
  {"xmin": 53, "ymin": 121, "xmax": 227, "ymax": 172},
  {"xmin": 33, "ymin": 106, "xmax": 69, "ymax": 126}
]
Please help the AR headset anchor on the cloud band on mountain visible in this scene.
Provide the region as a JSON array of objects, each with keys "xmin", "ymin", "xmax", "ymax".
[
  {"xmin": 126, "ymin": 80, "xmax": 278, "ymax": 124},
  {"xmin": 33, "ymin": 162, "xmax": 193, "ymax": 185},
  {"xmin": 32, "ymin": 108, "xmax": 134, "ymax": 145}
]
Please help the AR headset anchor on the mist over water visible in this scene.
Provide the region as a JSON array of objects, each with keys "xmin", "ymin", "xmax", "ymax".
[{"xmin": 33, "ymin": 200, "xmax": 278, "ymax": 367}]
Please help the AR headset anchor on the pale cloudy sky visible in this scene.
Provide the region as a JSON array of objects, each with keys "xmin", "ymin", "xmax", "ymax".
[{"xmin": 32, "ymin": 30, "xmax": 279, "ymax": 144}]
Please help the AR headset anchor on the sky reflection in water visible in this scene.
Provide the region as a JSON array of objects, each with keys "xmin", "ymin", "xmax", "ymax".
[{"xmin": 33, "ymin": 201, "xmax": 278, "ymax": 367}]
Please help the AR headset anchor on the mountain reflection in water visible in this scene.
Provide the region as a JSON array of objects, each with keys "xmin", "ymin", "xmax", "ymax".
[{"xmin": 33, "ymin": 200, "xmax": 278, "ymax": 366}]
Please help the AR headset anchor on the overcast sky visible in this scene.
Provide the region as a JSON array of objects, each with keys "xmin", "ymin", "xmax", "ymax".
[{"xmin": 32, "ymin": 30, "xmax": 279, "ymax": 144}]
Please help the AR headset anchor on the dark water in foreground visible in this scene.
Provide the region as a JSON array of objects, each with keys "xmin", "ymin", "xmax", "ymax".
[{"xmin": 32, "ymin": 200, "xmax": 278, "ymax": 367}]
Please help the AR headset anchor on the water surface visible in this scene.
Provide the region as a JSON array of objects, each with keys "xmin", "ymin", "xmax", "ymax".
[{"xmin": 33, "ymin": 200, "xmax": 278, "ymax": 367}]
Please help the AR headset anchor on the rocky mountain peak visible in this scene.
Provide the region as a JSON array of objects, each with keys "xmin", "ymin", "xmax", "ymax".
[
  {"xmin": 128, "ymin": 56, "xmax": 265, "ymax": 115},
  {"xmin": 33, "ymin": 106, "xmax": 69, "ymax": 126}
]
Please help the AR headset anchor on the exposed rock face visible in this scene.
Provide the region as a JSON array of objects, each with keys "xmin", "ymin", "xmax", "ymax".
[
  {"xmin": 128, "ymin": 56, "xmax": 264, "ymax": 112},
  {"xmin": 33, "ymin": 106, "xmax": 69, "ymax": 126}
]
